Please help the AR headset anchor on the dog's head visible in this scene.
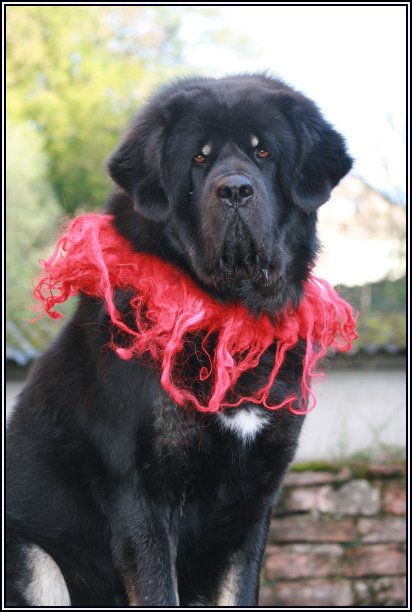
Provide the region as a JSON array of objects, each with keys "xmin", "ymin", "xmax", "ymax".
[{"xmin": 108, "ymin": 75, "xmax": 352, "ymax": 314}]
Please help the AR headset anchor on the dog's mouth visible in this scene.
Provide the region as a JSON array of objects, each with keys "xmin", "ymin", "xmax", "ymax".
[{"xmin": 207, "ymin": 216, "xmax": 279, "ymax": 293}]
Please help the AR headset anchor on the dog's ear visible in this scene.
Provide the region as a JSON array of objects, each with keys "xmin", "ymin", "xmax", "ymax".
[
  {"xmin": 107, "ymin": 108, "xmax": 169, "ymax": 222},
  {"xmin": 278, "ymin": 93, "xmax": 353, "ymax": 213},
  {"xmin": 107, "ymin": 90, "xmax": 191, "ymax": 222}
]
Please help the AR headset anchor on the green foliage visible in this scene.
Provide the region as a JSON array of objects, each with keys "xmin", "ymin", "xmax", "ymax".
[
  {"xmin": 337, "ymin": 277, "xmax": 406, "ymax": 348},
  {"xmin": 6, "ymin": 6, "xmax": 192, "ymax": 213},
  {"xmin": 6, "ymin": 120, "xmax": 63, "ymax": 320},
  {"xmin": 291, "ymin": 461, "xmax": 340, "ymax": 472},
  {"xmin": 337, "ymin": 277, "xmax": 406, "ymax": 314},
  {"xmin": 355, "ymin": 313, "xmax": 406, "ymax": 347},
  {"xmin": 292, "ymin": 457, "xmax": 405, "ymax": 474}
]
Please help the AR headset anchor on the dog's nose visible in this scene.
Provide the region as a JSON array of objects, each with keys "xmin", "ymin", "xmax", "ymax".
[{"xmin": 216, "ymin": 175, "xmax": 254, "ymax": 206}]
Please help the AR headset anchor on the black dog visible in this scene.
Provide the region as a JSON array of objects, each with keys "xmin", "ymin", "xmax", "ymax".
[{"xmin": 6, "ymin": 74, "xmax": 352, "ymax": 607}]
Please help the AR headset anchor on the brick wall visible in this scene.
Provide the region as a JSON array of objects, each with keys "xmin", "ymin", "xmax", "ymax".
[{"xmin": 259, "ymin": 463, "xmax": 406, "ymax": 607}]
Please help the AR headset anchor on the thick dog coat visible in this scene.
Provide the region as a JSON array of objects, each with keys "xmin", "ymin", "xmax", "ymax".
[{"xmin": 6, "ymin": 74, "xmax": 354, "ymax": 607}]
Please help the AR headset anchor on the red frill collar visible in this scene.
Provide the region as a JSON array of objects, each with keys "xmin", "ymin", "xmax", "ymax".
[{"xmin": 33, "ymin": 214, "xmax": 357, "ymax": 414}]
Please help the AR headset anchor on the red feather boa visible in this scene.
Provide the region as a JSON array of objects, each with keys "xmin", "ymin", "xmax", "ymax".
[{"xmin": 32, "ymin": 214, "xmax": 357, "ymax": 414}]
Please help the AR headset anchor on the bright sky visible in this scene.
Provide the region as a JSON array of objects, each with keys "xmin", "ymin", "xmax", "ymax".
[{"xmin": 180, "ymin": 5, "xmax": 406, "ymax": 204}]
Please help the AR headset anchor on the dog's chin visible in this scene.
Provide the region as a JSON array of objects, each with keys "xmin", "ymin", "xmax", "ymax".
[
  {"xmin": 206, "ymin": 222, "xmax": 275, "ymax": 288},
  {"xmin": 181, "ymin": 237, "xmax": 298, "ymax": 316},
  {"xmin": 196, "ymin": 257, "xmax": 293, "ymax": 315},
  {"xmin": 237, "ymin": 275, "xmax": 304, "ymax": 317},
  {"xmin": 199, "ymin": 263, "xmax": 301, "ymax": 316},
  {"xmin": 208, "ymin": 259, "xmax": 276, "ymax": 294}
]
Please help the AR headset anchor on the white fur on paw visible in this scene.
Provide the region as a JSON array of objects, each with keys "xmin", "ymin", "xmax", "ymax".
[{"xmin": 24, "ymin": 544, "xmax": 71, "ymax": 606}]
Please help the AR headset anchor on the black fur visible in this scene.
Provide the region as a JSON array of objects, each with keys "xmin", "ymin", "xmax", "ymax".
[{"xmin": 6, "ymin": 74, "xmax": 352, "ymax": 607}]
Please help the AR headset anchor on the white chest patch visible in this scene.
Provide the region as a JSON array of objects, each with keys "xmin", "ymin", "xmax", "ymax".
[{"xmin": 218, "ymin": 409, "xmax": 270, "ymax": 442}]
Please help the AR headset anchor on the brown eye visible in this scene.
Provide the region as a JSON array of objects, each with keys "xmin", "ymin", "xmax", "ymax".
[
  {"xmin": 256, "ymin": 149, "xmax": 270, "ymax": 159},
  {"xmin": 193, "ymin": 154, "xmax": 206, "ymax": 164}
]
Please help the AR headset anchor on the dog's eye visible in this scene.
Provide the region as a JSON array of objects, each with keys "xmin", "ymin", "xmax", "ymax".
[
  {"xmin": 256, "ymin": 149, "xmax": 270, "ymax": 159},
  {"xmin": 193, "ymin": 154, "xmax": 206, "ymax": 164}
]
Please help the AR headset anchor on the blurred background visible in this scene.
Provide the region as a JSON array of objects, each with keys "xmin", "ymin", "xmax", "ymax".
[{"xmin": 5, "ymin": 5, "xmax": 407, "ymax": 606}]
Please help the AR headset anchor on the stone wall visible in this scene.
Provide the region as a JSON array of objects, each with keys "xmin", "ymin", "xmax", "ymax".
[{"xmin": 259, "ymin": 463, "xmax": 406, "ymax": 607}]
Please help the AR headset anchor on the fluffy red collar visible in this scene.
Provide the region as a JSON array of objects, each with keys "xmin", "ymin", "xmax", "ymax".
[{"xmin": 33, "ymin": 213, "xmax": 357, "ymax": 414}]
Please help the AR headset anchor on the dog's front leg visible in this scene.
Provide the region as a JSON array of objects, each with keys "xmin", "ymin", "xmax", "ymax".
[
  {"xmin": 109, "ymin": 482, "xmax": 179, "ymax": 607},
  {"xmin": 214, "ymin": 505, "xmax": 274, "ymax": 607}
]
